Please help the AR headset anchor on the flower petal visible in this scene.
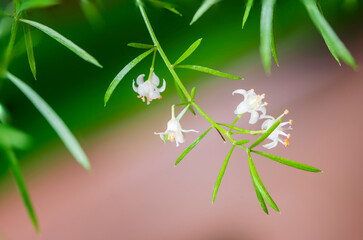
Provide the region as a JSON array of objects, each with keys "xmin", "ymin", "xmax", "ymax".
[
  {"xmin": 232, "ymin": 89, "xmax": 247, "ymax": 96},
  {"xmin": 263, "ymin": 140, "xmax": 278, "ymax": 149},
  {"xmin": 136, "ymin": 74, "xmax": 145, "ymax": 85},
  {"xmin": 151, "ymin": 72, "xmax": 160, "ymax": 86},
  {"xmin": 158, "ymin": 79, "xmax": 166, "ymax": 93},
  {"xmin": 249, "ymin": 110, "xmax": 260, "ymax": 124},
  {"xmin": 132, "ymin": 80, "xmax": 138, "ymax": 93}
]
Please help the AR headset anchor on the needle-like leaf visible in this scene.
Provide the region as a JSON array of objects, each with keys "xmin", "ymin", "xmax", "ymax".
[
  {"xmin": 190, "ymin": 87, "xmax": 196, "ymax": 100},
  {"xmin": 173, "ymin": 38, "xmax": 202, "ymax": 66},
  {"xmin": 127, "ymin": 42, "xmax": 155, "ymax": 49},
  {"xmin": 301, "ymin": 0, "xmax": 356, "ymax": 68},
  {"xmin": 0, "ymin": 124, "xmax": 32, "ymax": 150},
  {"xmin": 190, "ymin": 0, "xmax": 220, "ymax": 25},
  {"xmin": 247, "ymin": 149, "xmax": 279, "ymax": 212},
  {"xmin": 175, "ymin": 65, "xmax": 242, "ymax": 80},
  {"xmin": 148, "ymin": 0, "xmax": 182, "ymax": 16},
  {"xmin": 104, "ymin": 47, "xmax": 155, "ymax": 105},
  {"xmin": 242, "ymin": 0, "xmax": 254, "ymax": 29},
  {"xmin": 251, "ymin": 150, "xmax": 322, "ymax": 172},
  {"xmin": 249, "ymin": 118, "xmax": 281, "ymax": 149},
  {"xmin": 19, "ymin": 18, "xmax": 103, "ymax": 68},
  {"xmin": 80, "ymin": 0, "xmax": 103, "ymax": 29},
  {"xmin": 18, "ymin": 0, "xmax": 60, "ymax": 13},
  {"xmin": 173, "ymin": 80, "xmax": 196, "ymax": 115},
  {"xmin": 252, "ymin": 176, "xmax": 268, "ymax": 214},
  {"xmin": 6, "ymin": 72, "xmax": 91, "ymax": 170},
  {"xmin": 23, "ymin": 24, "xmax": 36, "ymax": 80},
  {"xmin": 234, "ymin": 139, "xmax": 250, "ymax": 145},
  {"xmin": 260, "ymin": 0, "xmax": 277, "ymax": 74},
  {"xmin": 0, "ymin": 145, "xmax": 38, "ymax": 231},
  {"xmin": 175, "ymin": 127, "xmax": 212, "ymax": 166},
  {"xmin": 212, "ymin": 145, "xmax": 236, "ymax": 204}
]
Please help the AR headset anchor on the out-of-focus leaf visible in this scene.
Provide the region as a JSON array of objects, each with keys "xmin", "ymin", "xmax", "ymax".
[
  {"xmin": 127, "ymin": 42, "xmax": 155, "ymax": 49},
  {"xmin": 0, "ymin": 104, "xmax": 11, "ymax": 124},
  {"xmin": 235, "ymin": 139, "xmax": 250, "ymax": 145},
  {"xmin": 301, "ymin": 0, "xmax": 356, "ymax": 68},
  {"xmin": 190, "ymin": 87, "xmax": 196, "ymax": 100},
  {"xmin": 18, "ymin": 0, "xmax": 60, "ymax": 13},
  {"xmin": 176, "ymin": 104, "xmax": 190, "ymax": 121},
  {"xmin": 252, "ymin": 175, "xmax": 268, "ymax": 214},
  {"xmin": 80, "ymin": 0, "xmax": 104, "ymax": 29},
  {"xmin": 249, "ymin": 118, "xmax": 281, "ymax": 149},
  {"xmin": 23, "ymin": 24, "xmax": 37, "ymax": 80},
  {"xmin": 0, "ymin": 146, "xmax": 38, "ymax": 231},
  {"xmin": 247, "ymin": 149, "xmax": 279, "ymax": 212},
  {"xmin": 175, "ymin": 65, "xmax": 242, "ymax": 80},
  {"xmin": 148, "ymin": 0, "xmax": 182, "ymax": 16},
  {"xmin": 190, "ymin": 0, "xmax": 220, "ymax": 25},
  {"xmin": 212, "ymin": 145, "xmax": 236, "ymax": 204},
  {"xmin": 242, "ymin": 0, "xmax": 254, "ymax": 28},
  {"xmin": 19, "ymin": 18, "xmax": 103, "ymax": 68},
  {"xmin": 175, "ymin": 127, "xmax": 212, "ymax": 166},
  {"xmin": 173, "ymin": 38, "xmax": 202, "ymax": 66},
  {"xmin": 260, "ymin": 0, "xmax": 277, "ymax": 74},
  {"xmin": 104, "ymin": 48, "xmax": 155, "ymax": 106},
  {"xmin": 0, "ymin": 124, "xmax": 32, "ymax": 150},
  {"xmin": 270, "ymin": 7, "xmax": 278, "ymax": 67},
  {"xmin": 251, "ymin": 150, "xmax": 322, "ymax": 172},
  {"xmin": 6, "ymin": 72, "xmax": 91, "ymax": 170}
]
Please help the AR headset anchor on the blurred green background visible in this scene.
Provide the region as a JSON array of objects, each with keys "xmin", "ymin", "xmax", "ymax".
[{"xmin": 0, "ymin": 0, "xmax": 362, "ymax": 175}]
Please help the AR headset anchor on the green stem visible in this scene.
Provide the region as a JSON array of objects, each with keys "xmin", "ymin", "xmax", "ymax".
[
  {"xmin": 228, "ymin": 114, "xmax": 242, "ymax": 136},
  {"xmin": 137, "ymin": 1, "xmax": 235, "ymax": 144},
  {"xmin": 148, "ymin": 49, "xmax": 157, "ymax": 80}
]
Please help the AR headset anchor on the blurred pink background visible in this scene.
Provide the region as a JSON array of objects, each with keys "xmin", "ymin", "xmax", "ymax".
[{"xmin": 0, "ymin": 36, "xmax": 362, "ymax": 240}]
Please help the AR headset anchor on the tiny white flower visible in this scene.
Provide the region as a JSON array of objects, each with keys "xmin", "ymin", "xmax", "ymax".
[
  {"xmin": 154, "ymin": 110, "xmax": 198, "ymax": 147},
  {"xmin": 261, "ymin": 110, "xmax": 293, "ymax": 149},
  {"xmin": 132, "ymin": 72, "xmax": 166, "ymax": 105},
  {"xmin": 233, "ymin": 89, "xmax": 268, "ymax": 124}
]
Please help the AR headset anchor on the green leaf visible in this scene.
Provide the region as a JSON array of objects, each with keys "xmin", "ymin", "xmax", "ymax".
[
  {"xmin": 175, "ymin": 127, "xmax": 212, "ymax": 166},
  {"xmin": 1, "ymin": 147, "xmax": 38, "ymax": 231},
  {"xmin": 176, "ymin": 104, "xmax": 190, "ymax": 121},
  {"xmin": 23, "ymin": 24, "xmax": 37, "ymax": 80},
  {"xmin": 127, "ymin": 42, "xmax": 155, "ymax": 49},
  {"xmin": 247, "ymin": 149, "xmax": 279, "ymax": 212},
  {"xmin": 212, "ymin": 145, "xmax": 236, "ymax": 204},
  {"xmin": 6, "ymin": 72, "xmax": 91, "ymax": 170},
  {"xmin": 80, "ymin": 0, "xmax": 103, "ymax": 29},
  {"xmin": 242, "ymin": 0, "xmax": 254, "ymax": 29},
  {"xmin": 175, "ymin": 65, "xmax": 242, "ymax": 80},
  {"xmin": 0, "ymin": 124, "xmax": 32, "ymax": 150},
  {"xmin": 190, "ymin": 87, "xmax": 196, "ymax": 100},
  {"xmin": 260, "ymin": 0, "xmax": 277, "ymax": 74},
  {"xmin": 217, "ymin": 123, "xmax": 251, "ymax": 134},
  {"xmin": 251, "ymin": 150, "xmax": 322, "ymax": 172},
  {"xmin": 148, "ymin": 0, "xmax": 182, "ymax": 16},
  {"xmin": 18, "ymin": 0, "xmax": 60, "ymax": 13},
  {"xmin": 104, "ymin": 48, "xmax": 155, "ymax": 106},
  {"xmin": 270, "ymin": 7, "xmax": 279, "ymax": 67},
  {"xmin": 173, "ymin": 80, "xmax": 196, "ymax": 115},
  {"xmin": 235, "ymin": 139, "xmax": 250, "ymax": 145},
  {"xmin": 249, "ymin": 118, "xmax": 281, "ymax": 149},
  {"xmin": 301, "ymin": 0, "xmax": 356, "ymax": 68},
  {"xmin": 173, "ymin": 38, "xmax": 202, "ymax": 66},
  {"xmin": 190, "ymin": 0, "xmax": 220, "ymax": 25},
  {"xmin": 252, "ymin": 176, "xmax": 268, "ymax": 214},
  {"xmin": 19, "ymin": 18, "xmax": 103, "ymax": 68}
]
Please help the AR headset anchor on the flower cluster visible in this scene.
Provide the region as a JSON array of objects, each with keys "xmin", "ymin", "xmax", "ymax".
[
  {"xmin": 132, "ymin": 72, "xmax": 166, "ymax": 105},
  {"xmin": 233, "ymin": 89, "xmax": 293, "ymax": 149}
]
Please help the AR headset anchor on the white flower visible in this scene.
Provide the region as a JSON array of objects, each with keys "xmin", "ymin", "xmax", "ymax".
[
  {"xmin": 132, "ymin": 72, "xmax": 166, "ymax": 105},
  {"xmin": 154, "ymin": 111, "xmax": 198, "ymax": 147},
  {"xmin": 233, "ymin": 89, "xmax": 268, "ymax": 124},
  {"xmin": 261, "ymin": 110, "xmax": 293, "ymax": 149}
]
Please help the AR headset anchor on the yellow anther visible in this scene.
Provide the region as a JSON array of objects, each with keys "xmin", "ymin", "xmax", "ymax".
[
  {"xmin": 264, "ymin": 102, "xmax": 268, "ymax": 106},
  {"xmin": 261, "ymin": 93, "xmax": 266, "ymax": 98},
  {"xmin": 287, "ymin": 133, "xmax": 291, "ymax": 139},
  {"xmin": 284, "ymin": 109, "xmax": 289, "ymax": 115},
  {"xmin": 158, "ymin": 96, "xmax": 162, "ymax": 100},
  {"xmin": 284, "ymin": 139, "xmax": 290, "ymax": 147},
  {"xmin": 289, "ymin": 119, "xmax": 293, "ymax": 125},
  {"xmin": 250, "ymin": 89, "xmax": 255, "ymax": 92}
]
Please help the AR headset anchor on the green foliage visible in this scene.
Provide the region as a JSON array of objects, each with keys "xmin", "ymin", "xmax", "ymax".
[
  {"xmin": 249, "ymin": 118, "xmax": 281, "ymax": 149},
  {"xmin": 80, "ymin": 0, "xmax": 103, "ymax": 28},
  {"xmin": 148, "ymin": 0, "xmax": 182, "ymax": 16},
  {"xmin": 242, "ymin": 0, "xmax": 254, "ymax": 29},
  {"xmin": 19, "ymin": 18, "xmax": 103, "ymax": 68},
  {"xmin": 251, "ymin": 150, "xmax": 321, "ymax": 172},
  {"xmin": 104, "ymin": 47, "xmax": 155, "ymax": 106},
  {"xmin": 6, "ymin": 72, "xmax": 91, "ymax": 170},
  {"xmin": 301, "ymin": 0, "xmax": 356, "ymax": 68},
  {"xmin": 212, "ymin": 145, "xmax": 235, "ymax": 203},
  {"xmin": 23, "ymin": 24, "xmax": 37, "ymax": 79},
  {"xmin": 247, "ymin": 149, "xmax": 279, "ymax": 212},
  {"xmin": 0, "ymin": 124, "xmax": 32, "ymax": 150},
  {"xmin": 175, "ymin": 127, "xmax": 212, "ymax": 166},
  {"xmin": 175, "ymin": 65, "xmax": 242, "ymax": 80},
  {"xmin": 127, "ymin": 42, "xmax": 155, "ymax": 49},
  {"xmin": 17, "ymin": 0, "xmax": 60, "ymax": 14},
  {"xmin": 190, "ymin": 0, "xmax": 221, "ymax": 25},
  {"xmin": 173, "ymin": 38, "xmax": 202, "ymax": 66}
]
